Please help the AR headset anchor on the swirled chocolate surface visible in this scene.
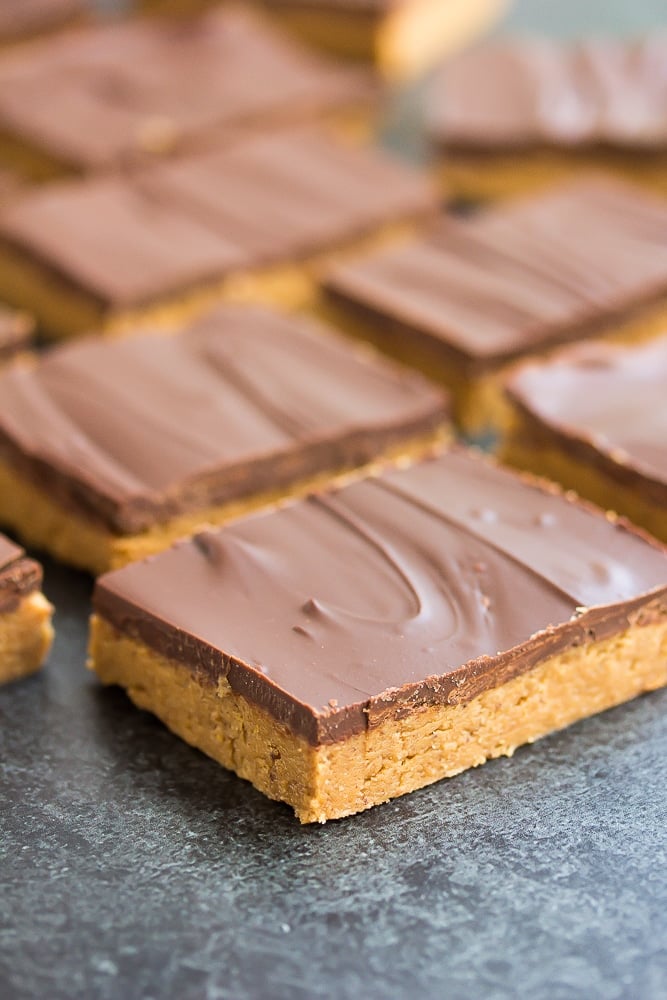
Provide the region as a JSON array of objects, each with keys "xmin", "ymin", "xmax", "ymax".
[
  {"xmin": 94, "ymin": 448, "xmax": 667, "ymax": 744},
  {"xmin": 0, "ymin": 533, "xmax": 42, "ymax": 614},
  {"xmin": 427, "ymin": 35, "xmax": 667, "ymax": 151},
  {"xmin": 0, "ymin": 125, "xmax": 436, "ymax": 308},
  {"xmin": 0, "ymin": 304, "xmax": 448, "ymax": 534},
  {"xmin": 506, "ymin": 335, "xmax": 667, "ymax": 505},
  {"xmin": 0, "ymin": 5, "xmax": 369, "ymax": 169},
  {"xmin": 324, "ymin": 177, "xmax": 667, "ymax": 369}
]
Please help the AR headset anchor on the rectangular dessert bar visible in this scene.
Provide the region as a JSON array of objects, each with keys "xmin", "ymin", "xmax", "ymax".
[
  {"xmin": 0, "ymin": 303, "xmax": 448, "ymax": 574},
  {"xmin": 0, "ymin": 125, "xmax": 437, "ymax": 340},
  {"xmin": 0, "ymin": 533, "xmax": 53, "ymax": 685},
  {"xmin": 426, "ymin": 36, "xmax": 667, "ymax": 200},
  {"xmin": 256, "ymin": 0, "xmax": 510, "ymax": 79},
  {"xmin": 322, "ymin": 176, "xmax": 667, "ymax": 432},
  {"xmin": 0, "ymin": 5, "xmax": 372, "ymax": 180},
  {"xmin": 0, "ymin": 304, "xmax": 33, "ymax": 366},
  {"xmin": 89, "ymin": 448, "xmax": 667, "ymax": 823},
  {"xmin": 503, "ymin": 336, "xmax": 667, "ymax": 544},
  {"xmin": 0, "ymin": 0, "xmax": 83, "ymax": 47}
]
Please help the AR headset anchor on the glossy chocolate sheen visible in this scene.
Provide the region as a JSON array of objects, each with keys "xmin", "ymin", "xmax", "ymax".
[
  {"xmin": 0, "ymin": 126, "xmax": 436, "ymax": 308},
  {"xmin": 506, "ymin": 336, "xmax": 667, "ymax": 505},
  {"xmin": 0, "ymin": 0, "xmax": 81, "ymax": 42},
  {"xmin": 324, "ymin": 177, "xmax": 667, "ymax": 369},
  {"xmin": 0, "ymin": 305, "xmax": 32, "ymax": 362},
  {"xmin": 0, "ymin": 533, "xmax": 42, "ymax": 614},
  {"xmin": 427, "ymin": 35, "xmax": 667, "ymax": 151},
  {"xmin": 94, "ymin": 448, "xmax": 667, "ymax": 745},
  {"xmin": 0, "ymin": 304, "xmax": 448, "ymax": 535},
  {"xmin": 0, "ymin": 6, "xmax": 369, "ymax": 170}
]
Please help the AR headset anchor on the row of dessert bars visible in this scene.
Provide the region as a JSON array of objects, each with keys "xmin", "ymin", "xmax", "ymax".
[
  {"xmin": 0, "ymin": 293, "xmax": 665, "ymax": 821},
  {"xmin": 0, "ymin": 4, "xmax": 665, "ymax": 822},
  {"xmin": 2, "ymin": 9, "xmax": 663, "ymax": 190},
  {"xmin": 0, "ymin": 0, "xmax": 510, "ymax": 78}
]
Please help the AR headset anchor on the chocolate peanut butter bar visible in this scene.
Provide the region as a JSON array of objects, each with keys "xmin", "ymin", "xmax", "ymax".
[
  {"xmin": 0, "ymin": 5, "xmax": 371, "ymax": 180},
  {"xmin": 256, "ymin": 0, "xmax": 510, "ymax": 79},
  {"xmin": 89, "ymin": 448, "xmax": 667, "ymax": 822},
  {"xmin": 503, "ymin": 336, "xmax": 667, "ymax": 544},
  {"xmin": 322, "ymin": 176, "xmax": 667, "ymax": 432},
  {"xmin": 0, "ymin": 304, "xmax": 448, "ymax": 574},
  {"xmin": 0, "ymin": 0, "xmax": 82, "ymax": 46},
  {"xmin": 0, "ymin": 304, "xmax": 33, "ymax": 365},
  {"xmin": 427, "ymin": 36, "xmax": 667, "ymax": 200},
  {"xmin": 0, "ymin": 125, "xmax": 437, "ymax": 340},
  {"xmin": 0, "ymin": 534, "xmax": 53, "ymax": 685}
]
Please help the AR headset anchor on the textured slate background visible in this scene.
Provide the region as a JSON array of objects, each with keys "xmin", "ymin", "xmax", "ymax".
[{"xmin": 1, "ymin": 2, "xmax": 667, "ymax": 999}]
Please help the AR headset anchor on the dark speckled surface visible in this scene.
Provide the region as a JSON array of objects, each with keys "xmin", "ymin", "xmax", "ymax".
[{"xmin": 2, "ymin": 2, "xmax": 667, "ymax": 998}]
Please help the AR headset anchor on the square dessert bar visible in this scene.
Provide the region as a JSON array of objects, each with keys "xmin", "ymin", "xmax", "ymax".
[
  {"xmin": 0, "ymin": 125, "xmax": 437, "ymax": 340},
  {"xmin": 503, "ymin": 336, "xmax": 667, "ymax": 545},
  {"xmin": 0, "ymin": 533, "xmax": 53, "ymax": 685},
  {"xmin": 89, "ymin": 448, "xmax": 667, "ymax": 823},
  {"xmin": 256, "ymin": 0, "xmax": 510, "ymax": 79},
  {"xmin": 0, "ymin": 5, "xmax": 371, "ymax": 180},
  {"xmin": 322, "ymin": 176, "xmax": 667, "ymax": 433},
  {"xmin": 0, "ymin": 304, "xmax": 448, "ymax": 574},
  {"xmin": 426, "ymin": 36, "xmax": 667, "ymax": 201},
  {"xmin": 0, "ymin": 304, "xmax": 33, "ymax": 366},
  {"xmin": 0, "ymin": 0, "xmax": 83, "ymax": 47}
]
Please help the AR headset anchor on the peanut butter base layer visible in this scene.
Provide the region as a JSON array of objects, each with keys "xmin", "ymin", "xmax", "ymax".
[
  {"xmin": 502, "ymin": 429, "xmax": 667, "ymax": 545},
  {"xmin": 0, "ymin": 429, "xmax": 447, "ymax": 575},
  {"xmin": 0, "ymin": 218, "xmax": 421, "ymax": 342},
  {"xmin": 262, "ymin": 5, "xmax": 377, "ymax": 62},
  {"xmin": 319, "ymin": 294, "xmax": 667, "ymax": 436},
  {"xmin": 437, "ymin": 149, "xmax": 667, "ymax": 203},
  {"xmin": 0, "ymin": 591, "xmax": 54, "ymax": 684},
  {"xmin": 89, "ymin": 615, "xmax": 667, "ymax": 823}
]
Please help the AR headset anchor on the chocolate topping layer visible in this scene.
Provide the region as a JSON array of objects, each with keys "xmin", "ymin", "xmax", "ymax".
[
  {"xmin": 506, "ymin": 336, "xmax": 667, "ymax": 505},
  {"xmin": 427, "ymin": 35, "xmax": 667, "ymax": 151},
  {"xmin": 94, "ymin": 449, "xmax": 667, "ymax": 745},
  {"xmin": 0, "ymin": 0, "xmax": 81, "ymax": 43},
  {"xmin": 325, "ymin": 177, "xmax": 667, "ymax": 370},
  {"xmin": 0, "ymin": 533, "xmax": 42, "ymax": 614},
  {"xmin": 0, "ymin": 6, "xmax": 369, "ymax": 170},
  {"xmin": 0, "ymin": 304, "xmax": 448, "ymax": 535},
  {"xmin": 0, "ymin": 305, "xmax": 32, "ymax": 362},
  {"xmin": 0, "ymin": 126, "xmax": 436, "ymax": 308}
]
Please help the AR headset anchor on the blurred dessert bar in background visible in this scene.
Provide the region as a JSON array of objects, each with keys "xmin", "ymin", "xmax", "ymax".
[
  {"xmin": 0, "ymin": 125, "xmax": 437, "ymax": 340},
  {"xmin": 503, "ymin": 335, "xmax": 667, "ymax": 544},
  {"xmin": 0, "ymin": 303, "xmax": 33, "ymax": 365},
  {"xmin": 427, "ymin": 35, "xmax": 667, "ymax": 200},
  {"xmin": 0, "ymin": 5, "xmax": 373, "ymax": 180},
  {"xmin": 0, "ymin": 304, "xmax": 448, "ymax": 574},
  {"xmin": 322, "ymin": 176, "xmax": 667, "ymax": 432},
  {"xmin": 89, "ymin": 448, "xmax": 667, "ymax": 822},
  {"xmin": 0, "ymin": 0, "xmax": 84, "ymax": 47},
  {"xmin": 256, "ymin": 0, "xmax": 512, "ymax": 79},
  {"xmin": 0, "ymin": 533, "xmax": 53, "ymax": 685}
]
